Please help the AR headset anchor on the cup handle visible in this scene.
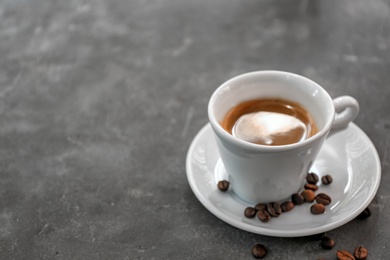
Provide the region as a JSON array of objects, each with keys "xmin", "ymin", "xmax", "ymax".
[{"xmin": 328, "ymin": 96, "xmax": 359, "ymax": 137}]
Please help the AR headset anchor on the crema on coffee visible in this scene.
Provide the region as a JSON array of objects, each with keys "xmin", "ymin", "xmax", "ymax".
[{"xmin": 221, "ymin": 98, "xmax": 318, "ymax": 146}]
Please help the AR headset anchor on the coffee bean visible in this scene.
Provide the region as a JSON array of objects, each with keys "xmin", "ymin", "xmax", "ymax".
[
  {"xmin": 321, "ymin": 236, "xmax": 335, "ymax": 249},
  {"xmin": 217, "ymin": 180, "xmax": 229, "ymax": 191},
  {"xmin": 316, "ymin": 193, "xmax": 332, "ymax": 205},
  {"xmin": 354, "ymin": 246, "xmax": 368, "ymax": 260},
  {"xmin": 254, "ymin": 203, "xmax": 267, "ymax": 212},
  {"xmin": 306, "ymin": 172, "xmax": 319, "ymax": 184},
  {"xmin": 304, "ymin": 183, "xmax": 319, "ymax": 191},
  {"xmin": 257, "ymin": 210, "xmax": 271, "ymax": 223},
  {"xmin": 311, "ymin": 203, "xmax": 326, "ymax": 215},
  {"xmin": 291, "ymin": 193, "xmax": 305, "ymax": 205},
  {"xmin": 280, "ymin": 201, "xmax": 295, "ymax": 212},
  {"xmin": 358, "ymin": 207, "xmax": 371, "ymax": 219},
  {"xmin": 337, "ymin": 250, "xmax": 355, "ymax": 260},
  {"xmin": 267, "ymin": 202, "xmax": 282, "ymax": 217},
  {"xmin": 301, "ymin": 189, "xmax": 316, "ymax": 202},
  {"xmin": 244, "ymin": 207, "xmax": 257, "ymax": 218},
  {"xmin": 251, "ymin": 244, "xmax": 267, "ymax": 259},
  {"xmin": 321, "ymin": 175, "xmax": 333, "ymax": 185}
]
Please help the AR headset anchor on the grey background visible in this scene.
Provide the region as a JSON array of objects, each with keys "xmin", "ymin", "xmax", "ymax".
[{"xmin": 0, "ymin": 0, "xmax": 389, "ymax": 259}]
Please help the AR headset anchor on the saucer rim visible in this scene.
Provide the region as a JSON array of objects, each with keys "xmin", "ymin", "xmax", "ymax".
[{"xmin": 186, "ymin": 123, "xmax": 381, "ymax": 237}]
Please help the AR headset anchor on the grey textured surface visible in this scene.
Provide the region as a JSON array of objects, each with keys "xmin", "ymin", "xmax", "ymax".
[{"xmin": 0, "ymin": 0, "xmax": 389, "ymax": 259}]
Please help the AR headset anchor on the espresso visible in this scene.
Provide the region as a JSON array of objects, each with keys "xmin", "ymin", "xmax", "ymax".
[{"xmin": 221, "ymin": 98, "xmax": 318, "ymax": 146}]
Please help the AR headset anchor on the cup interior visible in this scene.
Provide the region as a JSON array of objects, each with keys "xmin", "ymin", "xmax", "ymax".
[{"xmin": 209, "ymin": 71, "xmax": 334, "ymax": 141}]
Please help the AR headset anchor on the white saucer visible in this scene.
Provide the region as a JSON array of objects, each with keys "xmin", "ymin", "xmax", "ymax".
[{"xmin": 186, "ymin": 123, "xmax": 381, "ymax": 237}]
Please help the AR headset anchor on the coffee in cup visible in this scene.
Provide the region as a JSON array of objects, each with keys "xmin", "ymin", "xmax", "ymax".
[{"xmin": 220, "ymin": 98, "xmax": 318, "ymax": 146}]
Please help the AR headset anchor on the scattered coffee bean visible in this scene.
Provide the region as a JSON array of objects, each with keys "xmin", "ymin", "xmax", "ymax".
[
  {"xmin": 251, "ymin": 244, "xmax": 267, "ymax": 259},
  {"xmin": 291, "ymin": 193, "xmax": 305, "ymax": 205},
  {"xmin": 301, "ymin": 189, "xmax": 316, "ymax": 202},
  {"xmin": 244, "ymin": 207, "xmax": 257, "ymax": 218},
  {"xmin": 306, "ymin": 172, "xmax": 319, "ymax": 184},
  {"xmin": 321, "ymin": 175, "xmax": 333, "ymax": 185},
  {"xmin": 217, "ymin": 180, "xmax": 229, "ymax": 191},
  {"xmin": 304, "ymin": 183, "xmax": 319, "ymax": 191},
  {"xmin": 254, "ymin": 203, "xmax": 267, "ymax": 212},
  {"xmin": 354, "ymin": 246, "xmax": 368, "ymax": 260},
  {"xmin": 357, "ymin": 207, "xmax": 371, "ymax": 219},
  {"xmin": 267, "ymin": 202, "xmax": 282, "ymax": 217},
  {"xmin": 321, "ymin": 236, "xmax": 335, "ymax": 250},
  {"xmin": 337, "ymin": 250, "xmax": 355, "ymax": 260},
  {"xmin": 280, "ymin": 201, "xmax": 294, "ymax": 212},
  {"xmin": 257, "ymin": 210, "xmax": 271, "ymax": 223},
  {"xmin": 311, "ymin": 203, "xmax": 326, "ymax": 215},
  {"xmin": 316, "ymin": 193, "xmax": 332, "ymax": 205}
]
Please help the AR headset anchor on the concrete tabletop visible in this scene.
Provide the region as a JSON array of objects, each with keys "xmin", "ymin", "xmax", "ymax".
[{"xmin": 0, "ymin": 0, "xmax": 389, "ymax": 259}]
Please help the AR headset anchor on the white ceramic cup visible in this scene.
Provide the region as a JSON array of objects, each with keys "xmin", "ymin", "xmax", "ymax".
[{"xmin": 208, "ymin": 71, "xmax": 359, "ymax": 204}]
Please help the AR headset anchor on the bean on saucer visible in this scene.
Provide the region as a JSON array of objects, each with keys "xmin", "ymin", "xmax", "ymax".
[
  {"xmin": 306, "ymin": 172, "xmax": 319, "ymax": 184},
  {"xmin": 217, "ymin": 180, "xmax": 229, "ymax": 191},
  {"xmin": 321, "ymin": 175, "xmax": 333, "ymax": 185},
  {"xmin": 291, "ymin": 193, "xmax": 305, "ymax": 205},
  {"xmin": 244, "ymin": 207, "xmax": 257, "ymax": 218}
]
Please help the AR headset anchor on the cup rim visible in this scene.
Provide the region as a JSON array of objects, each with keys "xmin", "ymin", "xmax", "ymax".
[{"xmin": 208, "ymin": 70, "xmax": 336, "ymax": 152}]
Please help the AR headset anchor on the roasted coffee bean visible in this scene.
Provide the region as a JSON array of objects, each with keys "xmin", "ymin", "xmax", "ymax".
[
  {"xmin": 267, "ymin": 202, "xmax": 282, "ymax": 217},
  {"xmin": 306, "ymin": 172, "xmax": 319, "ymax": 184},
  {"xmin": 280, "ymin": 201, "xmax": 295, "ymax": 212},
  {"xmin": 304, "ymin": 183, "xmax": 319, "ymax": 191},
  {"xmin": 254, "ymin": 203, "xmax": 267, "ymax": 212},
  {"xmin": 301, "ymin": 189, "xmax": 316, "ymax": 202},
  {"xmin": 251, "ymin": 244, "xmax": 267, "ymax": 259},
  {"xmin": 311, "ymin": 203, "xmax": 326, "ymax": 215},
  {"xmin": 321, "ymin": 236, "xmax": 335, "ymax": 249},
  {"xmin": 316, "ymin": 193, "xmax": 332, "ymax": 205},
  {"xmin": 354, "ymin": 246, "xmax": 368, "ymax": 260},
  {"xmin": 337, "ymin": 250, "xmax": 355, "ymax": 260},
  {"xmin": 244, "ymin": 207, "xmax": 257, "ymax": 218},
  {"xmin": 358, "ymin": 207, "xmax": 371, "ymax": 219},
  {"xmin": 257, "ymin": 210, "xmax": 271, "ymax": 223},
  {"xmin": 217, "ymin": 180, "xmax": 229, "ymax": 191},
  {"xmin": 291, "ymin": 193, "xmax": 305, "ymax": 205},
  {"xmin": 321, "ymin": 175, "xmax": 333, "ymax": 185}
]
